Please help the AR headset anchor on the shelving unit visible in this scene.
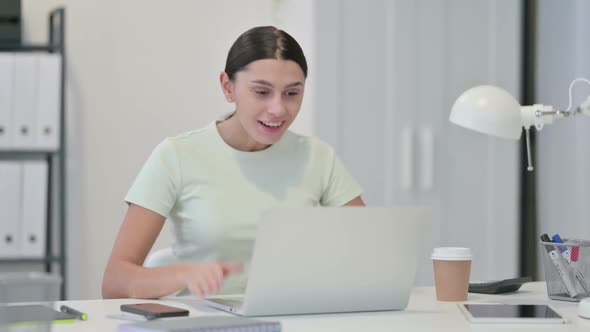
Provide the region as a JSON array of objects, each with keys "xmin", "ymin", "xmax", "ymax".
[{"xmin": 0, "ymin": 7, "xmax": 67, "ymax": 300}]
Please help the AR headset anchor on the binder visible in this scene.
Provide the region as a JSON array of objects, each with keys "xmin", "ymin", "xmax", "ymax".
[
  {"xmin": 19, "ymin": 160, "xmax": 48, "ymax": 258},
  {"xmin": 35, "ymin": 54, "xmax": 61, "ymax": 150},
  {"xmin": 0, "ymin": 53, "xmax": 14, "ymax": 149},
  {"xmin": 0, "ymin": 161, "xmax": 22, "ymax": 258},
  {"xmin": 12, "ymin": 53, "xmax": 38, "ymax": 149}
]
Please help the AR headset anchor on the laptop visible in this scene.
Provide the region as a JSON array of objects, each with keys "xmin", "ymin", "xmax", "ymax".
[{"xmin": 204, "ymin": 207, "xmax": 429, "ymax": 316}]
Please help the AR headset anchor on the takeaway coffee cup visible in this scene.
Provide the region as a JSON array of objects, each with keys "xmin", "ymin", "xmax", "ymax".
[{"xmin": 431, "ymin": 247, "xmax": 472, "ymax": 301}]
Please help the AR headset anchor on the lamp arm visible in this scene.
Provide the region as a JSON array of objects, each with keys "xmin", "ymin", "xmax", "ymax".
[
  {"xmin": 520, "ymin": 104, "xmax": 572, "ymax": 172},
  {"xmin": 565, "ymin": 78, "xmax": 590, "ymax": 114},
  {"xmin": 519, "ymin": 106, "xmax": 550, "ymax": 171},
  {"xmin": 578, "ymin": 95, "xmax": 590, "ymax": 117},
  {"xmin": 521, "ymin": 96, "xmax": 590, "ymax": 131},
  {"xmin": 523, "ymin": 78, "xmax": 590, "ymax": 129},
  {"xmin": 520, "ymin": 105, "xmax": 556, "ymax": 131},
  {"xmin": 518, "ymin": 78, "xmax": 590, "ymax": 172}
]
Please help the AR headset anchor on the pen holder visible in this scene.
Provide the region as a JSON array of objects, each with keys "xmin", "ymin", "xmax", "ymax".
[{"xmin": 540, "ymin": 239, "xmax": 590, "ymax": 302}]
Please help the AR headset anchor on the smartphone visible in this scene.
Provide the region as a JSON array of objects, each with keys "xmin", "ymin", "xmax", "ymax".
[{"xmin": 120, "ymin": 303, "xmax": 189, "ymax": 319}]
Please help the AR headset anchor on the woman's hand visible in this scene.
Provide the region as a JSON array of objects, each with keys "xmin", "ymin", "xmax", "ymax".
[{"xmin": 182, "ymin": 262, "xmax": 244, "ymax": 297}]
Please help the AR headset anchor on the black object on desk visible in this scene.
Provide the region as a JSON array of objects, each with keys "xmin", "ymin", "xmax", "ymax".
[
  {"xmin": 120, "ymin": 303, "xmax": 189, "ymax": 320},
  {"xmin": 469, "ymin": 276, "xmax": 532, "ymax": 294}
]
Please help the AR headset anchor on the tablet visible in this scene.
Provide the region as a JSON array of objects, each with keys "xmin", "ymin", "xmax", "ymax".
[{"xmin": 459, "ymin": 304, "xmax": 566, "ymax": 324}]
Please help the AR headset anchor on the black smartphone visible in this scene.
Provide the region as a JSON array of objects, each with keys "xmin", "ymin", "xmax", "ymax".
[{"xmin": 120, "ymin": 303, "xmax": 189, "ymax": 319}]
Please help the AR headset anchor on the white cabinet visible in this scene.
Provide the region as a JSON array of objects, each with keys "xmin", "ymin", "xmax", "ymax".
[{"xmin": 314, "ymin": 0, "xmax": 520, "ymax": 285}]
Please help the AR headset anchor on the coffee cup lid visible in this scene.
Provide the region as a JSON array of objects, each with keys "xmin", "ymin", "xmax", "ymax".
[{"xmin": 431, "ymin": 247, "xmax": 472, "ymax": 261}]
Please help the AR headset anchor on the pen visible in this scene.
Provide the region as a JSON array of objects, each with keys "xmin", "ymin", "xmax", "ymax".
[
  {"xmin": 552, "ymin": 234, "xmax": 590, "ymax": 295},
  {"xmin": 60, "ymin": 305, "xmax": 88, "ymax": 321},
  {"xmin": 540, "ymin": 234, "xmax": 579, "ymax": 297}
]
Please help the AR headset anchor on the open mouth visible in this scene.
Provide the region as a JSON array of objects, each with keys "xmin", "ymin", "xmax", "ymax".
[{"xmin": 258, "ymin": 120, "xmax": 284, "ymax": 128}]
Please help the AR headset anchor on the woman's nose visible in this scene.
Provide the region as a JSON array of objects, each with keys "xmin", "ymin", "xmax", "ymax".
[{"xmin": 267, "ymin": 96, "xmax": 286, "ymax": 116}]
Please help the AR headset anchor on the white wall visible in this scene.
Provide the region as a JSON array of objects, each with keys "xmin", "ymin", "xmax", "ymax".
[
  {"xmin": 22, "ymin": 0, "xmax": 314, "ymax": 300},
  {"xmin": 536, "ymin": 0, "xmax": 590, "ymax": 275}
]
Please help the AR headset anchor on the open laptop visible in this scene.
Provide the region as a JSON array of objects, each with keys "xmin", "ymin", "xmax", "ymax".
[{"xmin": 204, "ymin": 207, "xmax": 429, "ymax": 316}]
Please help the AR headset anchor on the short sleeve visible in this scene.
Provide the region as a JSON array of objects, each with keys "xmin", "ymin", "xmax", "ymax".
[
  {"xmin": 320, "ymin": 148, "xmax": 363, "ymax": 206},
  {"xmin": 125, "ymin": 139, "xmax": 181, "ymax": 218}
]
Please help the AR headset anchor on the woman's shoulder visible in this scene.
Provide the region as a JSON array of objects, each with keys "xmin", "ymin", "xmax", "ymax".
[
  {"xmin": 169, "ymin": 122, "xmax": 215, "ymax": 141},
  {"xmin": 283, "ymin": 130, "xmax": 336, "ymax": 156},
  {"xmin": 145, "ymin": 123, "xmax": 217, "ymax": 163},
  {"xmin": 161, "ymin": 122, "xmax": 217, "ymax": 148}
]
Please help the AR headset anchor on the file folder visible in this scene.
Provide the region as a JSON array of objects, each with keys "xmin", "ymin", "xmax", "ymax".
[
  {"xmin": 19, "ymin": 160, "xmax": 48, "ymax": 258},
  {"xmin": 12, "ymin": 54, "xmax": 38, "ymax": 149},
  {"xmin": 35, "ymin": 54, "xmax": 61, "ymax": 150},
  {"xmin": 0, "ymin": 161, "xmax": 22, "ymax": 258},
  {"xmin": 0, "ymin": 53, "xmax": 14, "ymax": 149}
]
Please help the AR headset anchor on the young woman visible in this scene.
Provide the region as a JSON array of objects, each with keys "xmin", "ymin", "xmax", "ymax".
[{"xmin": 102, "ymin": 26, "xmax": 364, "ymax": 299}]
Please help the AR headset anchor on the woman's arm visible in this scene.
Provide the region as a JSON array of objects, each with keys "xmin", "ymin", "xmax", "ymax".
[
  {"xmin": 343, "ymin": 196, "xmax": 365, "ymax": 206},
  {"xmin": 102, "ymin": 204, "xmax": 241, "ymax": 299}
]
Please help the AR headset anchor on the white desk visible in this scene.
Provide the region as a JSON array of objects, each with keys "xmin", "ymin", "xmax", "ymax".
[{"xmin": 5, "ymin": 282, "xmax": 590, "ymax": 331}]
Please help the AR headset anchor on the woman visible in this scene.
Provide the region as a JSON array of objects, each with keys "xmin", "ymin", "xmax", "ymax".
[{"xmin": 102, "ymin": 26, "xmax": 364, "ymax": 299}]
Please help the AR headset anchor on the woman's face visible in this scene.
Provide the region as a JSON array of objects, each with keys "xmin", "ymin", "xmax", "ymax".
[{"xmin": 223, "ymin": 59, "xmax": 305, "ymax": 147}]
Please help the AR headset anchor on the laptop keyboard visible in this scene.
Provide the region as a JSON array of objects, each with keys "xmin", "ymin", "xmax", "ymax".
[{"xmin": 210, "ymin": 297, "xmax": 244, "ymax": 308}]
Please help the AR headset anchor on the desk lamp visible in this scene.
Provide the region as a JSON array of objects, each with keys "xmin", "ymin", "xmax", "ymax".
[
  {"xmin": 449, "ymin": 78, "xmax": 590, "ymax": 171},
  {"xmin": 450, "ymin": 79, "xmax": 590, "ymax": 316}
]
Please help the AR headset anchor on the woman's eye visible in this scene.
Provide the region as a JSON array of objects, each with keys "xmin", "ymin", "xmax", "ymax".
[
  {"xmin": 255, "ymin": 90, "xmax": 269, "ymax": 96},
  {"xmin": 286, "ymin": 91, "xmax": 299, "ymax": 97}
]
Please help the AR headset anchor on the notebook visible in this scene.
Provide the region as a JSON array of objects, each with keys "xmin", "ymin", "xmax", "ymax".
[
  {"xmin": 117, "ymin": 316, "xmax": 281, "ymax": 332},
  {"xmin": 0, "ymin": 304, "xmax": 77, "ymax": 325}
]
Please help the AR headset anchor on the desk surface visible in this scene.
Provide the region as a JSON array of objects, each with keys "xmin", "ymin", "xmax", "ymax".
[{"xmin": 4, "ymin": 282, "xmax": 590, "ymax": 331}]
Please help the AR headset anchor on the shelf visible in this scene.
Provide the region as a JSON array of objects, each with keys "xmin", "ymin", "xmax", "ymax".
[
  {"xmin": 0, "ymin": 44, "xmax": 58, "ymax": 52},
  {"xmin": 0, "ymin": 149, "xmax": 60, "ymax": 155},
  {"xmin": 0, "ymin": 256, "xmax": 64, "ymax": 264},
  {"xmin": 2, "ymin": 6, "xmax": 68, "ymax": 301}
]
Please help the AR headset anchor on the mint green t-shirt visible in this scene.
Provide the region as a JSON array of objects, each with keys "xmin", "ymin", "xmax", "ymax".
[{"xmin": 125, "ymin": 121, "xmax": 363, "ymax": 293}]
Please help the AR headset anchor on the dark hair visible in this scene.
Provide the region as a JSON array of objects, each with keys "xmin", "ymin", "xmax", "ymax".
[{"xmin": 224, "ymin": 26, "xmax": 308, "ymax": 80}]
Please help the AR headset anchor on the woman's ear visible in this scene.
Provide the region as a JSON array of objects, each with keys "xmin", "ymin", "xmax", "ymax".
[{"xmin": 219, "ymin": 71, "xmax": 234, "ymax": 103}]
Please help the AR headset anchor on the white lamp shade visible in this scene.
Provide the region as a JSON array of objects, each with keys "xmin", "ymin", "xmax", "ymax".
[{"xmin": 449, "ymin": 85, "xmax": 523, "ymax": 139}]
